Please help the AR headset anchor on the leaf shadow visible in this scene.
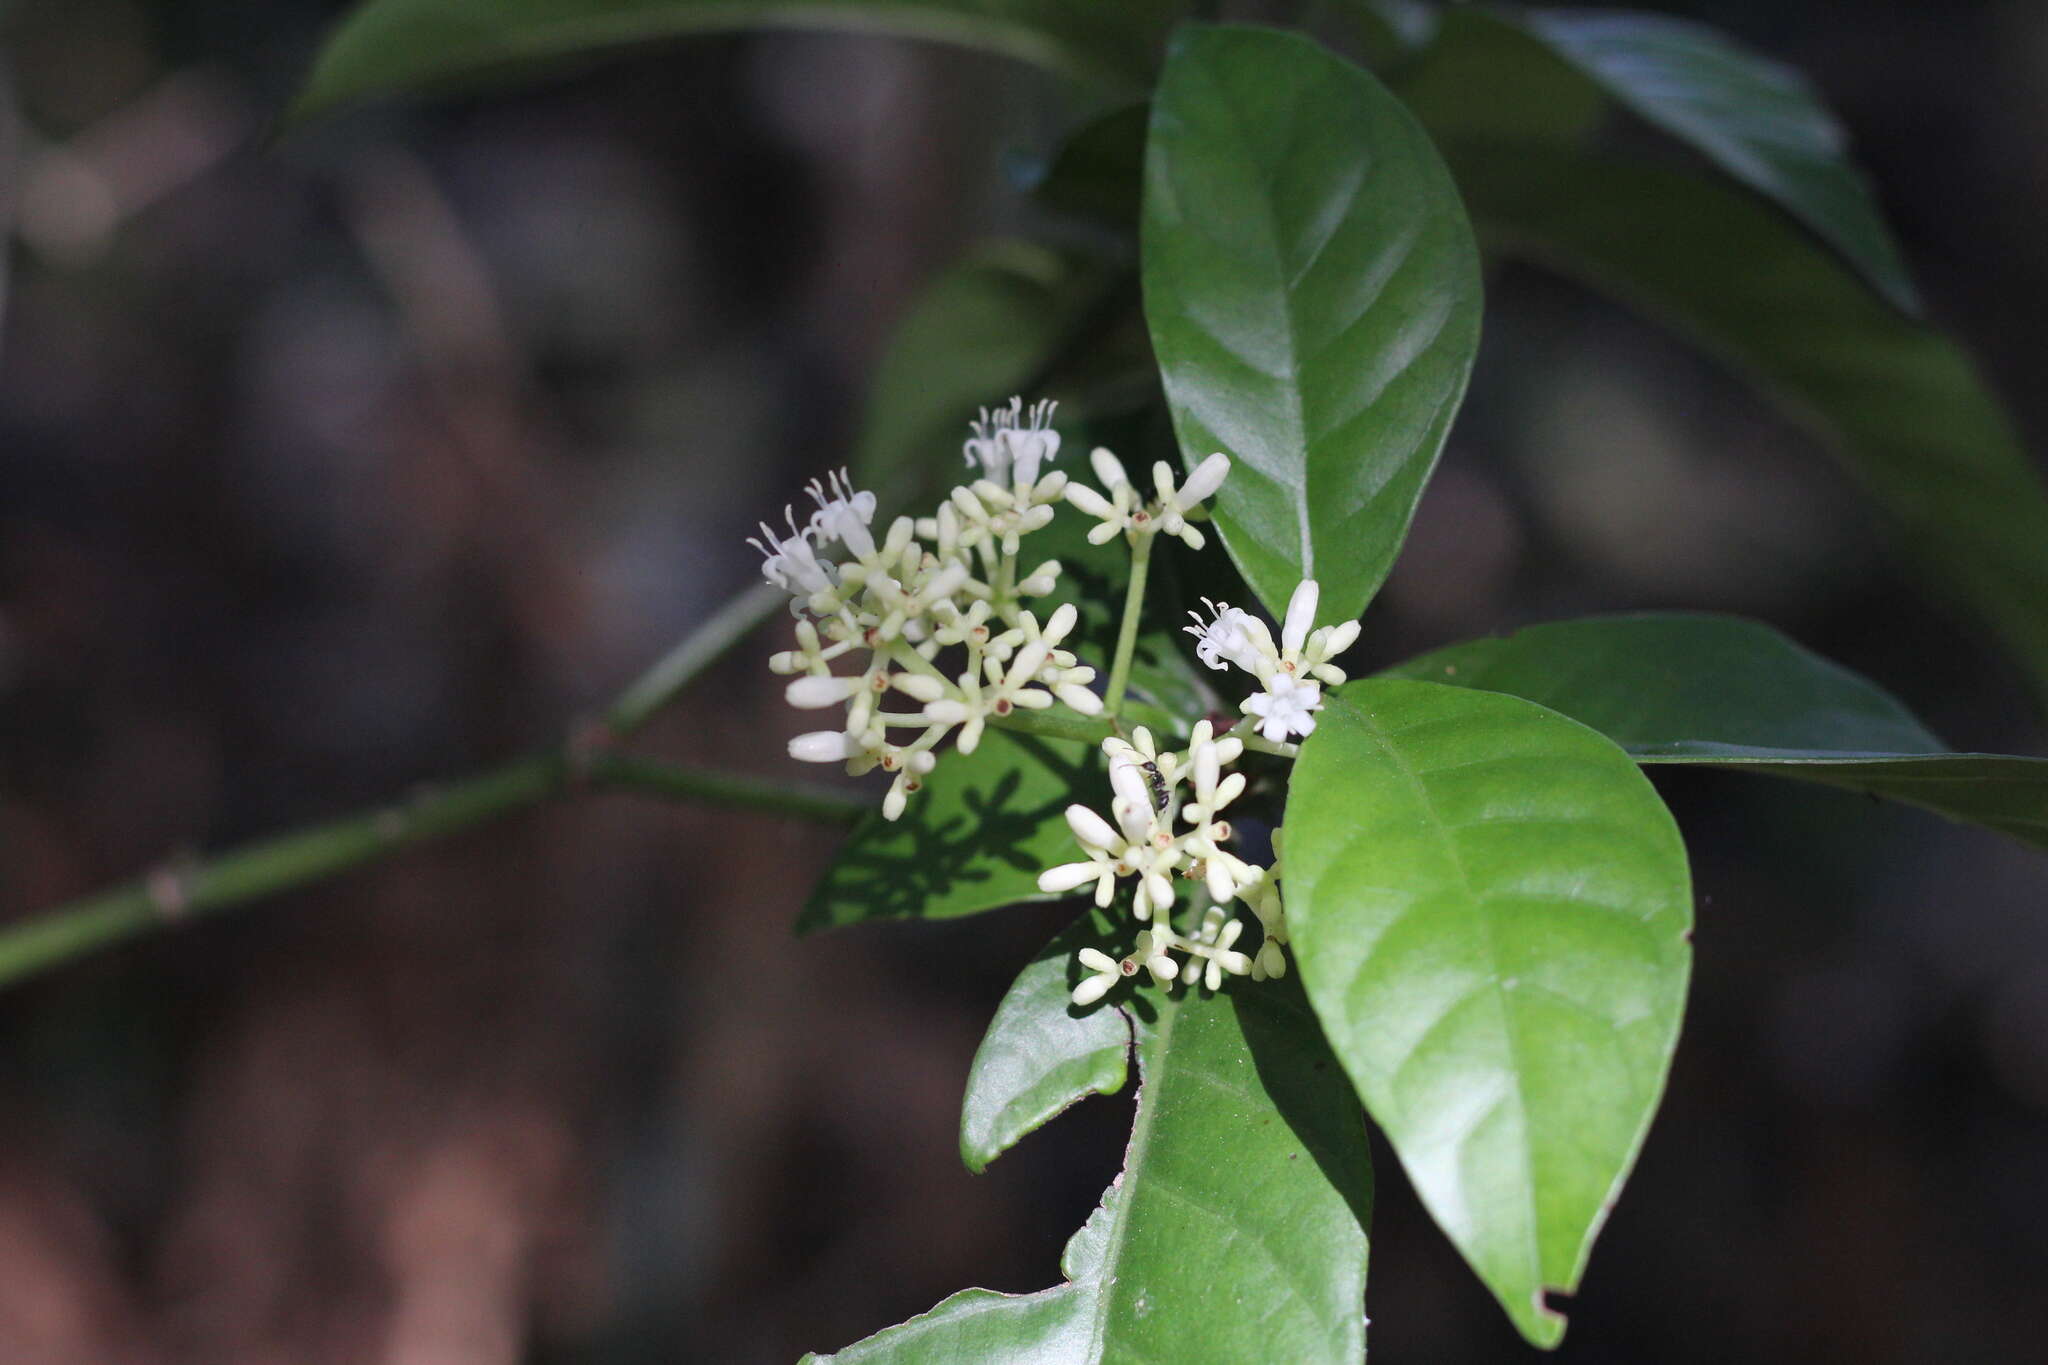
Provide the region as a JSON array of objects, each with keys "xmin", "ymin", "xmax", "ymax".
[
  {"xmin": 799, "ymin": 733, "xmax": 1102, "ymax": 931},
  {"xmin": 1236, "ymin": 977, "xmax": 1375, "ymax": 1232}
]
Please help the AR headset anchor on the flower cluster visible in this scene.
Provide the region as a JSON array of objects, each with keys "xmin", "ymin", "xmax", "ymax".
[
  {"xmin": 1064, "ymin": 447, "xmax": 1231, "ymax": 550},
  {"xmin": 761, "ymin": 398, "xmax": 1232, "ymax": 820},
  {"xmin": 1185, "ymin": 579, "xmax": 1359, "ymax": 743},
  {"xmin": 1042, "ymin": 722, "xmax": 1293, "ymax": 1002}
]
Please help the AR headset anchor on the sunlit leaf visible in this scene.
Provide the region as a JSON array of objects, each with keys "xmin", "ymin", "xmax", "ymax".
[
  {"xmin": 1142, "ymin": 24, "xmax": 1482, "ymax": 625},
  {"xmin": 1285, "ymin": 679, "xmax": 1691, "ymax": 1347}
]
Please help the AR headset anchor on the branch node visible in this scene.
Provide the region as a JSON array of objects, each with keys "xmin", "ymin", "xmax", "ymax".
[
  {"xmin": 564, "ymin": 715, "xmax": 617, "ymax": 789},
  {"xmin": 145, "ymin": 855, "xmax": 197, "ymax": 923}
]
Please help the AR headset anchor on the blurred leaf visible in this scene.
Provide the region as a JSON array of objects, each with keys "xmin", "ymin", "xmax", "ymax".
[
  {"xmin": 1383, "ymin": 613, "xmax": 2048, "ymax": 850},
  {"xmin": 855, "ymin": 242, "xmax": 1119, "ymax": 507},
  {"xmin": 1516, "ymin": 9, "xmax": 1919, "ymax": 313},
  {"xmin": 1142, "ymin": 25, "xmax": 1482, "ymax": 626},
  {"xmin": 798, "ymin": 730, "xmax": 1097, "ymax": 933},
  {"xmin": 959, "ymin": 909, "xmax": 1130, "ymax": 1173},
  {"xmin": 1285, "ymin": 680, "xmax": 1691, "ymax": 1347},
  {"xmin": 1026, "ymin": 103, "xmax": 1147, "ymax": 234},
  {"xmin": 807, "ymin": 979, "xmax": 1372, "ymax": 1363},
  {"xmin": 293, "ymin": 0, "xmax": 1187, "ymax": 121},
  {"xmin": 1440, "ymin": 138, "xmax": 2048, "ymax": 712}
]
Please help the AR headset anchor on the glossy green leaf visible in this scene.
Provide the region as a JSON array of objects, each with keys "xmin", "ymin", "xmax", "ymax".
[
  {"xmin": 1285, "ymin": 680, "xmax": 1691, "ymax": 1347},
  {"xmin": 798, "ymin": 730, "xmax": 1097, "ymax": 933},
  {"xmin": 293, "ymin": 0, "xmax": 1184, "ymax": 122},
  {"xmin": 1383, "ymin": 613, "xmax": 2048, "ymax": 850},
  {"xmin": 854, "ymin": 243, "xmax": 1118, "ymax": 506},
  {"xmin": 959, "ymin": 909, "xmax": 1131, "ymax": 1172},
  {"xmin": 1141, "ymin": 24, "xmax": 1483, "ymax": 626},
  {"xmin": 1382, "ymin": 613, "xmax": 1943, "ymax": 755},
  {"xmin": 808, "ymin": 979, "xmax": 1373, "ymax": 1363},
  {"xmin": 1439, "ymin": 138, "xmax": 2048, "ymax": 711},
  {"xmin": 1517, "ymin": 9, "xmax": 1918, "ymax": 313}
]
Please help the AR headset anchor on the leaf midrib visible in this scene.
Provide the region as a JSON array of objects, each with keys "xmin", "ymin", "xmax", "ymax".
[
  {"xmin": 1340, "ymin": 694, "xmax": 1547, "ymax": 1297},
  {"xmin": 1082, "ymin": 993, "xmax": 1184, "ymax": 1359}
]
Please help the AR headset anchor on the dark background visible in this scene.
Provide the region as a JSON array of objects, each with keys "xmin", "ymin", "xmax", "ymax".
[{"xmin": 2, "ymin": 1, "xmax": 2047, "ymax": 1361}]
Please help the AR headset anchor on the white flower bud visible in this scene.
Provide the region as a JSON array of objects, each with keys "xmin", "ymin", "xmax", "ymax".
[
  {"xmin": 1176, "ymin": 451, "xmax": 1231, "ymax": 507},
  {"xmin": 892, "ymin": 674, "xmax": 946, "ymax": 703},
  {"xmin": 1055, "ymin": 683, "xmax": 1103, "ymax": 715},
  {"xmin": 1072, "ymin": 973, "xmax": 1115, "ymax": 1007},
  {"xmin": 789, "ymin": 731, "xmax": 856, "ymax": 763},
  {"xmin": 1043, "ymin": 602, "xmax": 1078, "ymax": 645},
  {"xmin": 1086, "ymin": 521, "xmax": 1123, "ymax": 545},
  {"xmin": 1206, "ymin": 858, "xmax": 1237, "ymax": 905},
  {"xmin": 1065, "ymin": 804, "xmax": 1120, "ymax": 851},
  {"xmin": 1283, "ymin": 578, "xmax": 1321, "ymax": 654},
  {"xmin": 1090, "ymin": 447, "xmax": 1128, "ymax": 489},
  {"xmin": 922, "ymin": 699, "xmax": 971, "ymax": 725},
  {"xmin": 786, "ymin": 674, "xmax": 856, "ymax": 708},
  {"xmin": 1040, "ymin": 862, "xmax": 1104, "ymax": 894},
  {"xmin": 1144, "ymin": 873, "xmax": 1175, "ymax": 915},
  {"xmin": 1077, "ymin": 948, "xmax": 1118, "ymax": 974},
  {"xmin": 1065, "ymin": 483, "xmax": 1116, "ymax": 519}
]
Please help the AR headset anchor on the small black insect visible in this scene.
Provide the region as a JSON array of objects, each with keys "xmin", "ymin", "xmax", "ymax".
[{"xmin": 1140, "ymin": 760, "xmax": 1170, "ymax": 814}]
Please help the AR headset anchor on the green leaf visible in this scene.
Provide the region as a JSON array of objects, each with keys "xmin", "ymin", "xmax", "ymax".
[
  {"xmin": 798, "ymin": 730, "xmax": 1098, "ymax": 933},
  {"xmin": 807, "ymin": 979, "xmax": 1373, "ymax": 1363},
  {"xmin": 1141, "ymin": 24, "xmax": 1483, "ymax": 626},
  {"xmin": 1382, "ymin": 613, "xmax": 1944, "ymax": 756},
  {"xmin": 1027, "ymin": 104, "xmax": 1147, "ymax": 234},
  {"xmin": 959, "ymin": 910, "xmax": 1131, "ymax": 1172},
  {"xmin": 1440, "ymin": 138, "xmax": 2048, "ymax": 711},
  {"xmin": 1285, "ymin": 679, "xmax": 1692, "ymax": 1347},
  {"xmin": 1383, "ymin": 613, "xmax": 2048, "ymax": 850},
  {"xmin": 854, "ymin": 242, "xmax": 1119, "ymax": 507},
  {"xmin": 292, "ymin": 0, "xmax": 1185, "ymax": 122},
  {"xmin": 1516, "ymin": 9, "xmax": 1919, "ymax": 314}
]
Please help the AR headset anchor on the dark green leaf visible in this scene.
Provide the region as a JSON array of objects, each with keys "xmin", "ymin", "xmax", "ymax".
[
  {"xmin": 1518, "ymin": 9, "xmax": 1919, "ymax": 313},
  {"xmin": 1381, "ymin": 613, "xmax": 1943, "ymax": 755},
  {"xmin": 854, "ymin": 242, "xmax": 1118, "ymax": 507},
  {"xmin": 798, "ymin": 730, "xmax": 1097, "ymax": 933},
  {"xmin": 1141, "ymin": 24, "xmax": 1482, "ymax": 625},
  {"xmin": 1384, "ymin": 613, "xmax": 2048, "ymax": 850},
  {"xmin": 1438, "ymin": 137, "xmax": 2048, "ymax": 711},
  {"xmin": 807, "ymin": 979, "xmax": 1373, "ymax": 1363},
  {"xmin": 1285, "ymin": 679, "xmax": 1691, "ymax": 1347},
  {"xmin": 293, "ymin": 0, "xmax": 1185, "ymax": 122},
  {"xmin": 959, "ymin": 909, "xmax": 1131, "ymax": 1172},
  {"xmin": 1027, "ymin": 104, "xmax": 1147, "ymax": 234}
]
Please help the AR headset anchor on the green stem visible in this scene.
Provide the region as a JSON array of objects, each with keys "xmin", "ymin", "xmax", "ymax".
[
  {"xmin": 1103, "ymin": 531, "xmax": 1154, "ymax": 717},
  {"xmin": 0, "ymin": 584, "xmax": 843, "ymax": 991},
  {"xmin": 605, "ymin": 581, "xmax": 783, "ymax": 736},
  {"xmin": 986, "ymin": 708, "xmax": 1115, "ymax": 746},
  {"xmin": 586, "ymin": 755, "xmax": 866, "ymax": 825}
]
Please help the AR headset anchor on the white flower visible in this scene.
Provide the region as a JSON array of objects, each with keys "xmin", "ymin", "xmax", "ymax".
[
  {"xmin": 749, "ymin": 511, "xmax": 835, "ymax": 597},
  {"xmin": 965, "ymin": 396, "xmax": 1062, "ymax": 488},
  {"xmin": 805, "ymin": 467, "xmax": 879, "ymax": 557},
  {"xmin": 1243, "ymin": 673, "xmax": 1323, "ymax": 742},
  {"xmin": 1184, "ymin": 598, "xmax": 1265, "ymax": 673}
]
